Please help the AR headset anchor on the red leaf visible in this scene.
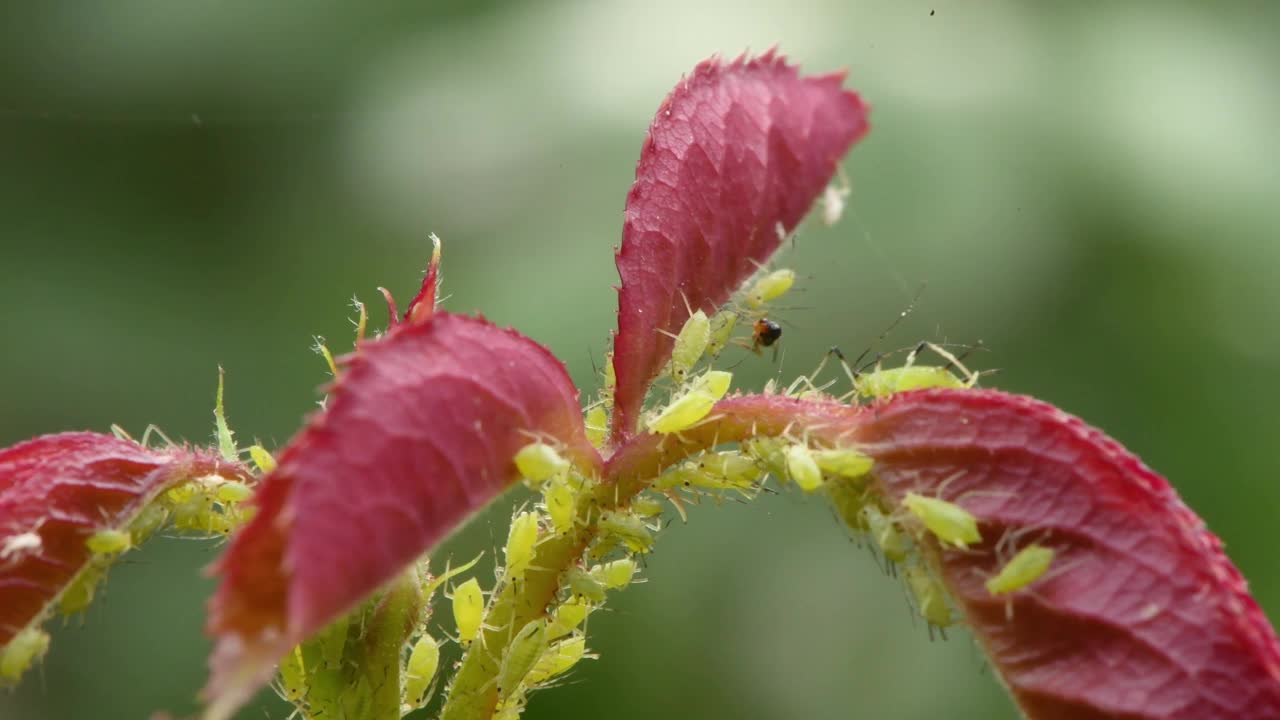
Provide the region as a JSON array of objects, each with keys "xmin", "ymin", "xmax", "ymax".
[
  {"xmin": 854, "ymin": 389, "xmax": 1280, "ymax": 720},
  {"xmin": 205, "ymin": 312, "xmax": 600, "ymax": 718},
  {"xmin": 610, "ymin": 50, "xmax": 869, "ymax": 442},
  {"xmin": 0, "ymin": 433, "xmax": 234, "ymax": 647}
]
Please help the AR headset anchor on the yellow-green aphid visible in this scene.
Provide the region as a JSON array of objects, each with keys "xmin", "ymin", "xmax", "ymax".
[
  {"xmin": 565, "ymin": 566, "xmax": 607, "ymax": 603},
  {"xmin": 743, "ymin": 437, "xmax": 789, "ymax": 479},
  {"xmin": 214, "ymin": 479, "xmax": 253, "ymax": 504},
  {"xmin": 861, "ymin": 505, "xmax": 910, "ymax": 563},
  {"xmin": 590, "ymin": 558, "xmax": 637, "ymax": 590},
  {"xmin": 584, "ymin": 405, "xmax": 608, "ymax": 449},
  {"xmin": 597, "ymin": 510, "xmax": 654, "ymax": 553},
  {"xmin": 514, "ymin": 441, "xmax": 570, "ymax": 486},
  {"xmin": 786, "ymin": 444, "xmax": 824, "ymax": 492},
  {"xmin": 706, "ymin": 311, "xmax": 738, "ymax": 357},
  {"xmin": 276, "ymin": 645, "xmax": 308, "ymax": 704},
  {"xmin": 696, "ymin": 452, "xmax": 760, "ymax": 489},
  {"xmin": 670, "ymin": 310, "xmax": 710, "ymax": 382},
  {"xmin": 647, "ymin": 370, "xmax": 733, "ymax": 434},
  {"xmin": 126, "ymin": 503, "xmax": 168, "ymax": 545},
  {"xmin": 214, "ymin": 366, "xmax": 237, "ymax": 462},
  {"xmin": 248, "ymin": 445, "xmax": 277, "ymax": 474},
  {"xmin": 401, "ymin": 633, "xmax": 440, "ymax": 710},
  {"xmin": 857, "ymin": 366, "xmax": 968, "ymax": 399},
  {"xmin": 497, "ymin": 619, "xmax": 549, "ymax": 699},
  {"xmin": 986, "ymin": 544, "xmax": 1055, "ymax": 596},
  {"xmin": 85, "ymin": 529, "xmax": 131, "ymax": 555},
  {"xmin": 59, "ymin": 562, "xmax": 106, "ymax": 615},
  {"xmin": 547, "ymin": 597, "xmax": 592, "ymax": 640},
  {"xmin": 525, "ymin": 635, "xmax": 587, "ymax": 686},
  {"xmin": 904, "ymin": 563, "xmax": 954, "ymax": 628},
  {"xmin": 602, "ymin": 352, "xmax": 616, "ymax": 409},
  {"xmin": 630, "ymin": 495, "xmax": 665, "ymax": 518},
  {"xmin": 812, "ymin": 448, "xmax": 874, "ymax": 480},
  {"xmin": 747, "ymin": 269, "xmax": 797, "ymax": 309},
  {"xmin": 543, "ymin": 478, "xmax": 576, "ymax": 536},
  {"xmin": 0, "ymin": 627, "xmax": 50, "ymax": 683},
  {"xmin": 902, "ymin": 492, "xmax": 982, "ymax": 550},
  {"xmin": 505, "ymin": 511, "xmax": 540, "ymax": 580},
  {"xmin": 452, "ymin": 577, "xmax": 485, "ymax": 645}
]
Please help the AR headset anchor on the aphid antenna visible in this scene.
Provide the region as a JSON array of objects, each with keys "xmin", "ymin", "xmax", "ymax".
[
  {"xmin": 993, "ymin": 524, "xmax": 1053, "ymax": 560},
  {"xmin": 678, "ymin": 288, "xmax": 695, "ymax": 318}
]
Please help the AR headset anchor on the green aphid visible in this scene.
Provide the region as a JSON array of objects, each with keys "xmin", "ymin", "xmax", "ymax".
[
  {"xmin": 669, "ymin": 310, "xmax": 711, "ymax": 383},
  {"xmin": 597, "ymin": 510, "xmax": 654, "ymax": 554},
  {"xmin": 565, "ymin": 566, "xmax": 607, "ymax": 603},
  {"xmin": 514, "ymin": 442, "xmax": 570, "ymax": 486},
  {"xmin": 452, "ymin": 578, "xmax": 485, "ymax": 645},
  {"xmin": 986, "ymin": 544, "xmax": 1055, "ymax": 596},
  {"xmin": 904, "ymin": 563, "xmax": 954, "ymax": 629},
  {"xmin": 547, "ymin": 597, "xmax": 593, "ymax": 640},
  {"xmin": 85, "ymin": 529, "xmax": 131, "ymax": 555},
  {"xmin": 496, "ymin": 620, "xmax": 549, "ymax": 700},
  {"xmin": 785, "ymin": 444, "xmax": 824, "ymax": 493},
  {"xmin": 0, "ymin": 627, "xmax": 50, "ymax": 684},
  {"xmin": 856, "ymin": 366, "xmax": 969, "ymax": 399},
  {"xmin": 589, "ymin": 558, "xmax": 637, "ymax": 589},
  {"xmin": 647, "ymin": 370, "xmax": 732, "ymax": 434},
  {"xmin": 902, "ymin": 492, "xmax": 982, "ymax": 549},
  {"xmin": 401, "ymin": 634, "xmax": 440, "ymax": 710},
  {"xmin": 705, "ymin": 311, "xmax": 738, "ymax": 357}
]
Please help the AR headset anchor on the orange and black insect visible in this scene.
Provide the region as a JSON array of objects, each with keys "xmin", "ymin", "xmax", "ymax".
[{"xmin": 750, "ymin": 317, "xmax": 782, "ymax": 354}]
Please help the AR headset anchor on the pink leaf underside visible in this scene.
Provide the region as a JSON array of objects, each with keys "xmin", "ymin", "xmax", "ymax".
[
  {"xmin": 205, "ymin": 312, "xmax": 599, "ymax": 715},
  {"xmin": 855, "ymin": 390, "xmax": 1280, "ymax": 720},
  {"xmin": 0, "ymin": 433, "xmax": 232, "ymax": 646},
  {"xmin": 604, "ymin": 389, "xmax": 1280, "ymax": 719},
  {"xmin": 609, "ymin": 50, "xmax": 870, "ymax": 443}
]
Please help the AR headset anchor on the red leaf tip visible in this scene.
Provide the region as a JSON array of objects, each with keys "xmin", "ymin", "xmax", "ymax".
[{"xmin": 609, "ymin": 49, "xmax": 870, "ymax": 443}]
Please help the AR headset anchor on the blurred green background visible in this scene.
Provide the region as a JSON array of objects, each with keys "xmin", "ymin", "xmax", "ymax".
[{"xmin": 2, "ymin": 1, "xmax": 1278, "ymax": 718}]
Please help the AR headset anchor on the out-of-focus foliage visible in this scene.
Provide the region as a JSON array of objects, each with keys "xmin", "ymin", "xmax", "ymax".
[{"xmin": 1, "ymin": 1, "xmax": 1276, "ymax": 718}]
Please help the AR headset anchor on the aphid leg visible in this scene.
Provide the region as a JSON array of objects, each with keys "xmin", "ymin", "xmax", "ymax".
[{"xmin": 139, "ymin": 424, "xmax": 176, "ymax": 449}]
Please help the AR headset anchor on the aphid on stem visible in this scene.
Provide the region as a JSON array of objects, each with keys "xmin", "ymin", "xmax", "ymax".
[{"xmin": 450, "ymin": 577, "xmax": 486, "ymax": 646}]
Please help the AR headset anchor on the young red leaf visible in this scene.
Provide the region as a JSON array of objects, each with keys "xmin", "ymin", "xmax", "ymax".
[
  {"xmin": 204, "ymin": 312, "xmax": 601, "ymax": 719},
  {"xmin": 0, "ymin": 433, "xmax": 238, "ymax": 648},
  {"xmin": 853, "ymin": 389, "xmax": 1280, "ymax": 720},
  {"xmin": 610, "ymin": 50, "xmax": 869, "ymax": 442}
]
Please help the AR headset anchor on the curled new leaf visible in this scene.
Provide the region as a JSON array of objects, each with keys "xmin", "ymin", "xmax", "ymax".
[
  {"xmin": 610, "ymin": 50, "xmax": 869, "ymax": 442},
  {"xmin": 0, "ymin": 433, "xmax": 237, "ymax": 655},
  {"xmin": 853, "ymin": 389, "xmax": 1280, "ymax": 720},
  {"xmin": 205, "ymin": 312, "xmax": 601, "ymax": 719}
]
